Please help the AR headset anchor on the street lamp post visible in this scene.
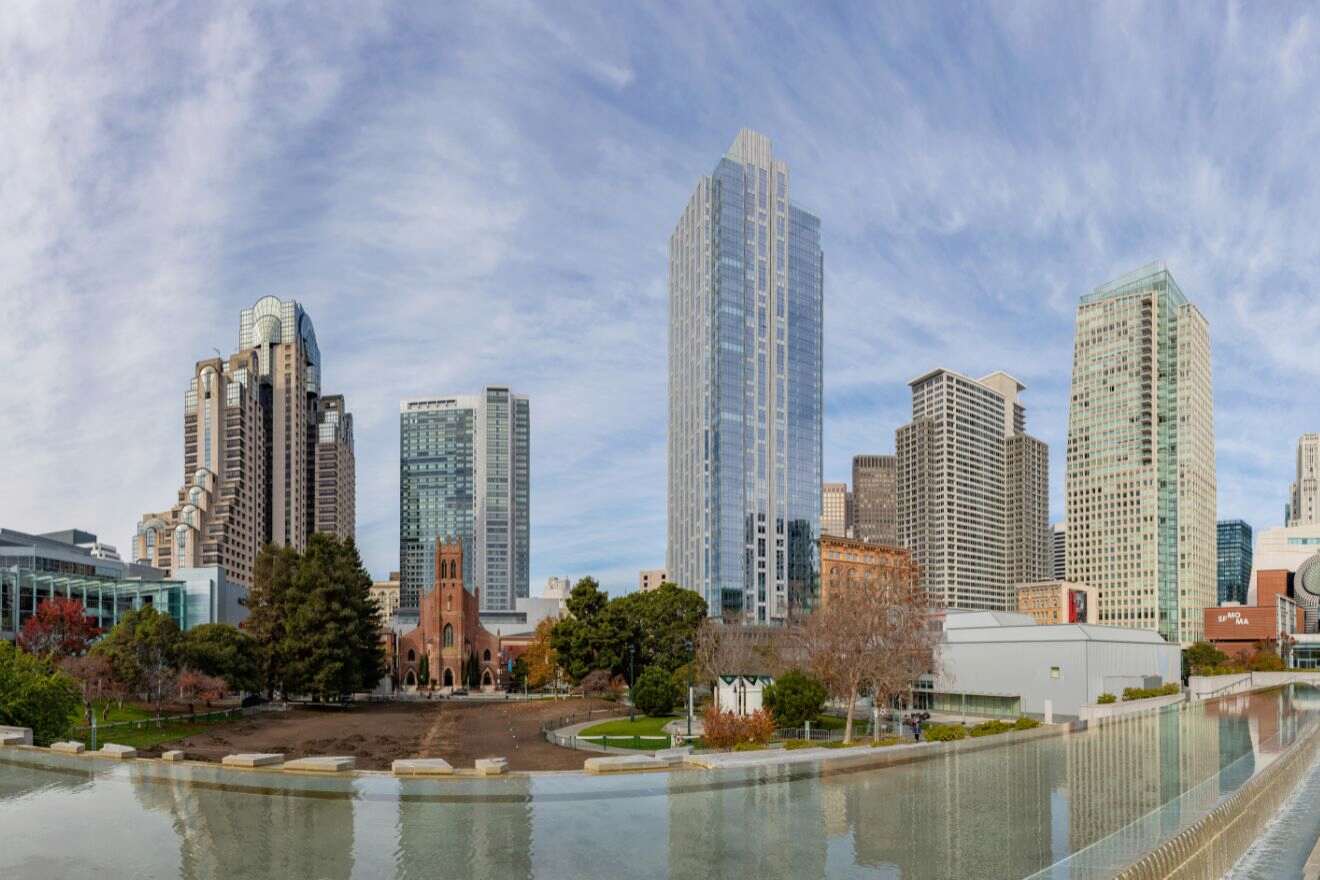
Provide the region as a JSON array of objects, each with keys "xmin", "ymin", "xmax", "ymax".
[
  {"xmin": 629, "ymin": 644, "xmax": 636, "ymax": 722},
  {"xmin": 685, "ymin": 638, "xmax": 694, "ymax": 737}
]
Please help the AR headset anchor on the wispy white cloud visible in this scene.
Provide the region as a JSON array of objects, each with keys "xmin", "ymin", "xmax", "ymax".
[{"xmin": 4, "ymin": 1, "xmax": 1320, "ymax": 595}]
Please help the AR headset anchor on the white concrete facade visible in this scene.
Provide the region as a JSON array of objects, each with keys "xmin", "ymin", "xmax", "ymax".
[{"xmin": 936, "ymin": 610, "xmax": 1181, "ymax": 719}]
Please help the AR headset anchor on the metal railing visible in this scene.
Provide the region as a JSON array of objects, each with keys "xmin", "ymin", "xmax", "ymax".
[{"xmin": 67, "ymin": 704, "xmax": 275, "ymax": 749}]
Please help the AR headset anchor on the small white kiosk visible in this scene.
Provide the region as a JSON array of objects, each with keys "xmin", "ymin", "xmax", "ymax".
[{"xmin": 713, "ymin": 674, "xmax": 774, "ymax": 716}]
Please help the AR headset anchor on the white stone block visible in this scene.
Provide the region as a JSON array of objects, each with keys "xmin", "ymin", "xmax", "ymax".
[
  {"xmin": 392, "ymin": 758, "xmax": 454, "ymax": 777},
  {"xmin": 474, "ymin": 757, "xmax": 508, "ymax": 776},
  {"xmin": 51, "ymin": 741, "xmax": 86, "ymax": 755},
  {"xmin": 584, "ymin": 754, "xmax": 669, "ymax": 773},
  {"xmin": 655, "ymin": 746, "xmax": 693, "ymax": 763},
  {"xmin": 285, "ymin": 756, "xmax": 355, "ymax": 773},
  {"xmin": 0, "ymin": 726, "xmax": 33, "ymax": 746},
  {"xmin": 161, "ymin": 750, "xmax": 185, "ymax": 762},
  {"xmin": 222, "ymin": 753, "xmax": 284, "ymax": 768},
  {"xmin": 99, "ymin": 744, "xmax": 137, "ymax": 759}
]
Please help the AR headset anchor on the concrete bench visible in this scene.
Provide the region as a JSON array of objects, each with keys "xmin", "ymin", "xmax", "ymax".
[
  {"xmin": 221, "ymin": 753, "xmax": 284, "ymax": 769},
  {"xmin": 99, "ymin": 744, "xmax": 137, "ymax": 759},
  {"xmin": 51, "ymin": 741, "xmax": 86, "ymax": 755},
  {"xmin": 161, "ymin": 751, "xmax": 185, "ymax": 762},
  {"xmin": 392, "ymin": 758, "xmax": 454, "ymax": 777},
  {"xmin": 474, "ymin": 757, "xmax": 508, "ymax": 776},
  {"xmin": 584, "ymin": 754, "xmax": 669, "ymax": 774},
  {"xmin": 285, "ymin": 756, "xmax": 355, "ymax": 773}
]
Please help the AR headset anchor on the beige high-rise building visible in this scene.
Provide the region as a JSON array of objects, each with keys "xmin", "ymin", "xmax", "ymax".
[
  {"xmin": 851, "ymin": 455, "xmax": 898, "ymax": 546},
  {"xmin": 897, "ymin": 369, "xmax": 1049, "ymax": 611},
  {"xmin": 821, "ymin": 482, "xmax": 851, "ymax": 537},
  {"xmin": 135, "ymin": 296, "xmax": 355, "ymax": 588},
  {"xmin": 1014, "ymin": 580, "xmax": 1097, "ymax": 625},
  {"xmin": 370, "ymin": 572, "xmax": 401, "ymax": 625},
  {"xmin": 314, "ymin": 395, "xmax": 355, "ymax": 540},
  {"xmin": 1005, "ymin": 433, "xmax": 1051, "ymax": 584},
  {"xmin": 1065, "ymin": 263, "xmax": 1215, "ymax": 644},
  {"xmin": 639, "ymin": 569, "xmax": 669, "ymax": 592},
  {"xmin": 1289, "ymin": 434, "xmax": 1320, "ymax": 526}
]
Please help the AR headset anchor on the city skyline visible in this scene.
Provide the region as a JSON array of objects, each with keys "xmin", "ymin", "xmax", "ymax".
[{"xmin": 4, "ymin": 5, "xmax": 1318, "ymax": 593}]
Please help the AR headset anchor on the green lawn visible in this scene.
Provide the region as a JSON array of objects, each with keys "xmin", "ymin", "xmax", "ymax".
[
  {"xmin": 68, "ymin": 701, "xmax": 241, "ymax": 751},
  {"xmin": 815, "ymin": 715, "xmax": 873, "ymax": 735},
  {"xmin": 88, "ymin": 716, "xmax": 241, "ymax": 751},
  {"xmin": 579, "ymin": 714, "xmax": 676, "ymax": 750}
]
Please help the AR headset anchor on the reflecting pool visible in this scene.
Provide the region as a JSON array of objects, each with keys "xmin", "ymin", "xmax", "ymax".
[{"xmin": 2, "ymin": 685, "xmax": 1318, "ymax": 879}]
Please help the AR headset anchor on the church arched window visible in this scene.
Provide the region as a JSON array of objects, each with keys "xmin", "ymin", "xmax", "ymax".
[{"xmin": 443, "ymin": 624, "xmax": 454, "ymax": 647}]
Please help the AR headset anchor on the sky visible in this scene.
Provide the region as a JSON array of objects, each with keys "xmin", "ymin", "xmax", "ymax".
[{"xmin": 4, "ymin": 1, "xmax": 1320, "ymax": 594}]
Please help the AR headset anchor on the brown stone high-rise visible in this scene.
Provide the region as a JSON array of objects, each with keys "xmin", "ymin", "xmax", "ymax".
[
  {"xmin": 134, "ymin": 296, "xmax": 355, "ymax": 588},
  {"xmin": 851, "ymin": 455, "xmax": 897, "ymax": 546}
]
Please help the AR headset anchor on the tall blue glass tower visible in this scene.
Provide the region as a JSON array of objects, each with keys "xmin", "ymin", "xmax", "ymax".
[
  {"xmin": 1216, "ymin": 520, "xmax": 1252, "ymax": 605},
  {"xmin": 667, "ymin": 130, "xmax": 823, "ymax": 623},
  {"xmin": 399, "ymin": 388, "xmax": 529, "ymax": 614}
]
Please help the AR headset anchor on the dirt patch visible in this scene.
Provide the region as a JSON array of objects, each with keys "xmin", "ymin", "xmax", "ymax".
[{"xmin": 154, "ymin": 698, "xmax": 622, "ymax": 771}]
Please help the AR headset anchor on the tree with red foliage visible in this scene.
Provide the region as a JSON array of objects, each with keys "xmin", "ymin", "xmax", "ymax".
[
  {"xmin": 18, "ymin": 598, "xmax": 99, "ymax": 658},
  {"xmin": 177, "ymin": 669, "xmax": 227, "ymax": 710}
]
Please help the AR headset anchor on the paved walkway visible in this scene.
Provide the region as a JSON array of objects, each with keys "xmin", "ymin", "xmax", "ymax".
[{"xmin": 549, "ymin": 719, "xmax": 673, "ymax": 756}]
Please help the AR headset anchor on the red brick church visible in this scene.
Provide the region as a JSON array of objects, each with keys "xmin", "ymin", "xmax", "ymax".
[{"xmin": 394, "ymin": 542, "xmax": 505, "ymax": 692}]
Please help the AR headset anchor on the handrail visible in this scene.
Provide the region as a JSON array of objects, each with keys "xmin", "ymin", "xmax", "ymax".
[{"xmin": 1193, "ymin": 674, "xmax": 1254, "ymax": 700}]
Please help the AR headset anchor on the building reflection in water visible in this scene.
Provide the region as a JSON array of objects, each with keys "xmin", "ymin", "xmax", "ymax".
[
  {"xmin": 132, "ymin": 765, "xmax": 358, "ymax": 880},
  {"xmin": 0, "ymin": 686, "xmax": 1317, "ymax": 880},
  {"xmin": 667, "ymin": 766, "xmax": 827, "ymax": 879}
]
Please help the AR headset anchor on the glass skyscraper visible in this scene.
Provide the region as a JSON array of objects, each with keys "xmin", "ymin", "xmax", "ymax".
[
  {"xmin": 1216, "ymin": 520, "xmax": 1253, "ymax": 605},
  {"xmin": 667, "ymin": 130, "xmax": 823, "ymax": 623},
  {"xmin": 399, "ymin": 388, "xmax": 529, "ymax": 613}
]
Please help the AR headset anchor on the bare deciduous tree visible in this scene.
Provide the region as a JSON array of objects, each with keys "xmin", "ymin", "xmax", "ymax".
[
  {"xmin": 799, "ymin": 556, "xmax": 940, "ymax": 743},
  {"xmin": 693, "ymin": 619, "xmax": 788, "ymax": 681}
]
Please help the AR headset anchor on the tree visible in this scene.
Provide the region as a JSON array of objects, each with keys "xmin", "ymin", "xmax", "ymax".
[
  {"xmin": 58, "ymin": 654, "xmax": 114, "ymax": 719},
  {"xmin": 417, "ymin": 653, "xmax": 430, "ymax": 689},
  {"xmin": 1250, "ymin": 643, "xmax": 1286, "ymax": 672},
  {"xmin": 280, "ymin": 535, "xmax": 387, "ymax": 700},
  {"xmin": 245, "ymin": 544, "xmax": 301, "ymax": 699},
  {"xmin": 580, "ymin": 669, "xmax": 612, "ymax": 696},
  {"xmin": 523, "ymin": 618, "xmax": 559, "ymax": 688},
  {"xmin": 551, "ymin": 578, "xmax": 706, "ymax": 683},
  {"xmin": 179, "ymin": 624, "xmax": 260, "ymax": 693},
  {"xmin": 93, "ymin": 605, "xmax": 182, "ymax": 714},
  {"xmin": 614, "ymin": 583, "xmax": 707, "ymax": 676},
  {"xmin": 694, "ymin": 619, "xmax": 786, "ymax": 680},
  {"xmin": 632, "ymin": 665, "xmax": 679, "ymax": 717},
  {"xmin": 799, "ymin": 555, "xmax": 938, "ymax": 743},
  {"xmin": 566, "ymin": 577, "xmax": 609, "ymax": 619},
  {"xmin": 762, "ymin": 669, "xmax": 827, "ymax": 727},
  {"xmin": 177, "ymin": 670, "xmax": 227, "ymax": 707},
  {"xmin": 17, "ymin": 597, "xmax": 99, "ymax": 658},
  {"xmin": 1184, "ymin": 641, "xmax": 1228, "ymax": 675},
  {"xmin": 0, "ymin": 640, "xmax": 81, "ymax": 743},
  {"xmin": 508, "ymin": 657, "xmax": 529, "ymax": 692},
  {"xmin": 466, "ymin": 651, "xmax": 481, "ymax": 689},
  {"xmin": 551, "ymin": 578, "xmax": 627, "ymax": 682}
]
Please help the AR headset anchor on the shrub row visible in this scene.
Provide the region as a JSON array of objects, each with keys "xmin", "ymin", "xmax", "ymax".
[
  {"xmin": 1121, "ymin": 682, "xmax": 1180, "ymax": 701},
  {"xmin": 702, "ymin": 706, "xmax": 776, "ymax": 749},
  {"xmin": 1096, "ymin": 693, "xmax": 1117, "ymax": 704},
  {"xmin": 924, "ymin": 717, "xmax": 1039, "ymax": 742}
]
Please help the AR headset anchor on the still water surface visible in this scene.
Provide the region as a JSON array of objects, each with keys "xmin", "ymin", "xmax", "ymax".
[{"xmin": 2, "ymin": 686, "xmax": 1317, "ymax": 880}]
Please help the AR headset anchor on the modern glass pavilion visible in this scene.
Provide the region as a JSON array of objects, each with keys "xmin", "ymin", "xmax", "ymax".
[{"xmin": 0, "ymin": 567, "xmax": 189, "ymax": 641}]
